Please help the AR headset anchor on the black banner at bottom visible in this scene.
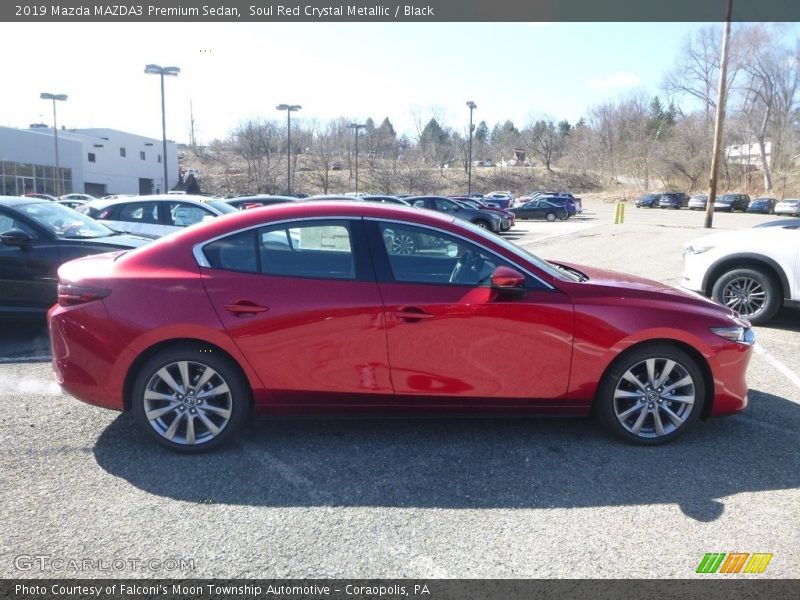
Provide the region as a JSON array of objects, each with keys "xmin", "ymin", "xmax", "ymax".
[{"xmin": 3, "ymin": 580, "xmax": 800, "ymax": 600}]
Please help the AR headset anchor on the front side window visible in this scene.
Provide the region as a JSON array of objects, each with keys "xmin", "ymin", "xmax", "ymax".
[
  {"xmin": 168, "ymin": 202, "xmax": 215, "ymax": 227},
  {"xmin": 378, "ymin": 221, "xmax": 510, "ymax": 286}
]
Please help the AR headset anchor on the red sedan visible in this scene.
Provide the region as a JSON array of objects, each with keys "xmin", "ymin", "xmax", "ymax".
[{"xmin": 48, "ymin": 202, "xmax": 753, "ymax": 451}]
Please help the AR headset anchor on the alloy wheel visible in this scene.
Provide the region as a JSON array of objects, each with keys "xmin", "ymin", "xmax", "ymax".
[
  {"xmin": 613, "ymin": 357, "xmax": 696, "ymax": 439},
  {"xmin": 389, "ymin": 233, "xmax": 416, "ymax": 255},
  {"xmin": 142, "ymin": 360, "xmax": 233, "ymax": 446},
  {"xmin": 720, "ymin": 276, "xmax": 767, "ymax": 318}
]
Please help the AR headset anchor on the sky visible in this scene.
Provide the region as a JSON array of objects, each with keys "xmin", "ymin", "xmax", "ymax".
[{"xmin": 0, "ymin": 21, "xmax": 788, "ymax": 145}]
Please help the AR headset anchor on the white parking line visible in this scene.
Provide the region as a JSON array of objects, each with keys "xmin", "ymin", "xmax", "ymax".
[
  {"xmin": 754, "ymin": 342, "xmax": 800, "ymax": 401},
  {"xmin": 0, "ymin": 355, "xmax": 52, "ymax": 364}
]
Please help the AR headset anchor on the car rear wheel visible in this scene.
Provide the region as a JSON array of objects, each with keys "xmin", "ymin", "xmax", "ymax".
[
  {"xmin": 711, "ymin": 267, "xmax": 780, "ymax": 325},
  {"xmin": 595, "ymin": 344, "xmax": 704, "ymax": 445},
  {"xmin": 131, "ymin": 345, "xmax": 250, "ymax": 452},
  {"xmin": 545, "ymin": 212, "xmax": 557, "ymax": 222}
]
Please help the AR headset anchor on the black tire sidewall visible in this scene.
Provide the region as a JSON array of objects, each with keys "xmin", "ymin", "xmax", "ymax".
[
  {"xmin": 595, "ymin": 344, "xmax": 706, "ymax": 445},
  {"xmin": 131, "ymin": 345, "xmax": 251, "ymax": 452},
  {"xmin": 711, "ymin": 267, "xmax": 781, "ymax": 325}
]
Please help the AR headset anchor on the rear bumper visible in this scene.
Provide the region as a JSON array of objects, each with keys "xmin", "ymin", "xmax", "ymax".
[{"xmin": 48, "ymin": 301, "xmax": 126, "ymax": 411}]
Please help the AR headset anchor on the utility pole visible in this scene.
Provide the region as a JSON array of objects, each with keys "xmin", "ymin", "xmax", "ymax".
[{"xmin": 704, "ymin": 0, "xmax": 733, "ymax": 229}]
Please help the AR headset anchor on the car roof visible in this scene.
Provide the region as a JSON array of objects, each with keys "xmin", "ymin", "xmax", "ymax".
[
  {"xmin": 87, "ymin": 194, "xmax": 217, "ymax": 210},
  {"xmin": 0, "ymin": 195, "xmax": 48, "ymax": 207},
  {"xmin": 227, "ymin": 195, "xmax": 298, "ymax": 202}
]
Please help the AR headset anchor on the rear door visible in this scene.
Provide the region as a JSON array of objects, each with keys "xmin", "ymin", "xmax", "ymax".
[
  {"xmin": 199, "ymin": 217, "xmax": 393, "ymax": 404},
  {"xmin": 100, "ymin": 201, "xmax": 165, "ymax": 238}
]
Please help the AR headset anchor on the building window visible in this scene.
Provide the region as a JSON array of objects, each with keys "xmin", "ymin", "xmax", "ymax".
[
  {"xmin": 140, "ymin": 151, "xmax": 146, "ymax": 160},
  {"xmin": 120, "ymin": 148, "xmax": 126, "ymax": 157},
  {"xmin": 88, "ymin": 153, "xmax": 96, "ymax": 163},
  {"xmin": 158, "ymin": 154, "xmax": 162, "ymax": 164}
]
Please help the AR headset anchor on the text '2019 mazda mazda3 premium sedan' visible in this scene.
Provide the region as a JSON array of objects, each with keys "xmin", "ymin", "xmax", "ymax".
[{"xmin": 48, "ymin": 202, "xmax": 754, "ymax": 452}]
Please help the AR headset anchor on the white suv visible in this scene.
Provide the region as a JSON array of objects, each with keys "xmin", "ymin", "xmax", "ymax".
[{"xmin": 682, "ymin": 222, "xmax": 800, "ymax": 324}]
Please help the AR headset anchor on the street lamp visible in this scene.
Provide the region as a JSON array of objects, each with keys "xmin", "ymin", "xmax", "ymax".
[
  {"xmin": 144, "ymin": 64, "xmax": 180, "ymax": 193},
  {"xmin": 466, "ymin": 101, "xmax": 477, "ymax": 196},
  {"xmin": 277, "ymin": 104, "xmax": 302, "ymax": 194},
  {"xmin": 40, "ymin": 93, "xmax": 68, "ymax": 196},
  {"xmin": 349, "ymin": 123, "xmax": 366, "ymax": 194}
]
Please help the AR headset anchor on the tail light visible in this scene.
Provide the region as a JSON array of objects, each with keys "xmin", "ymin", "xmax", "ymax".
[{"xmin": 57, "ymin": 283, "xmax": 110, "ymax": 307}]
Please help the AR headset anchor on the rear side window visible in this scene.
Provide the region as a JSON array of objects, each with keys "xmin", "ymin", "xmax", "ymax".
[
  {"xmin": 118, "ymin": 202, "xmax": 159, "ymax": 224},
  {"xmin": 203, "ymin": 230, "xmax": 258, "ymax": 273},
  {"xmin": 203, "ymin": 220, "xmax": 355, "ymax": 280},
  {"xmin": 259, "ymin": 220, "xmax": 355, "ymax": 280}
]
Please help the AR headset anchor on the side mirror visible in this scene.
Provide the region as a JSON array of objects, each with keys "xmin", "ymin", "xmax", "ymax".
[
  {"xmin": 0, "ymin": 229, "xmax": 34, "ymax": 248},
  {"xmin": 491, "ymin": 266, "xmax": 526, "ymax": 299}
]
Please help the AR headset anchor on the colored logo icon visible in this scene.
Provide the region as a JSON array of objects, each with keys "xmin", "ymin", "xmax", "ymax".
[{"xmin": 696, "ymin": 553, "xmax": 773, "ymax": 574}]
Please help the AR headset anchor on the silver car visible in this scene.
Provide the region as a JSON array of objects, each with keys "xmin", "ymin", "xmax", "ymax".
[
  {"xmin": 84, "ymin": 194, "xmax": 236, "ymax": 239},
  {"xmin": 774, "ymin": 198, "xmax": 800, "ymax": 217}
]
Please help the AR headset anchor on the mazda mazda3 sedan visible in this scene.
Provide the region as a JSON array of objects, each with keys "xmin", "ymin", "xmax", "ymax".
[{"xmin": 49, "ymin": 202, "xmax": 754, "ymax": 452}]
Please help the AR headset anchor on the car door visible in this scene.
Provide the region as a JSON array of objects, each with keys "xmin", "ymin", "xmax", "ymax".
[
  {"xmin": 199, "ymin": 217, "xmax": 393, "ymax": 403},
  {"xmin": 101, "ymin": 201, "xmax": 165, "ymax": 238},
  {"xmin": 0, "ymin": 209, "xmax": 60, "ymax": 312},
  {"xmin": 367, "ymin": 219, "xmax": 574, "ymax": 406},
  {"xmin": 517, "ymin": 201, "xmax": 543, "ymax": 219}
]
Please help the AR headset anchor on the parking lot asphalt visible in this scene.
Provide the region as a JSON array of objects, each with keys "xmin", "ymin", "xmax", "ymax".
[{"xmin": 1, "ymin": 199, "xmax": 798, "ymax": 579}]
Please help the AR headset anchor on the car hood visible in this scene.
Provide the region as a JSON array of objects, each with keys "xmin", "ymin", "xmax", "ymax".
[{"xmin": 554, "ymin": 262, "xmax": 730, "ymax": 313}]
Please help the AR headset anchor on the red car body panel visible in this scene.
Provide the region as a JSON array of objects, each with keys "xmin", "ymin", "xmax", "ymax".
[{"xmin": 48, "ymin": 202, "xmax": 751, "ymax": 421}]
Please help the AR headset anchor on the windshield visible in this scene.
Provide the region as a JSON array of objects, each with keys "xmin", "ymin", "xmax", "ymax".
[
  {"xmin": 461, "ymin": 219, "xmax": 580, "ymax": 282},
  {"xmin": 17, "ymin": 201, "xmax": 116, "ymax": 239},
  {"xmin": 206, "ymin": 200, "xmax": 238, "ymax": 214}
]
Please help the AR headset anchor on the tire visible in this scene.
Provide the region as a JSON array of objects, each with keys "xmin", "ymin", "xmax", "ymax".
[
  {"xmin": 711, "ymin": 267, "xmax": 781, "ymax": 325},
  {"xmin": 131, "ymin": 344, "xmax": 251, "ymax": 452},
  {"xmin": 595, "ymin": 344, "xmax": 705, "ymax": 445},
  {"xmin": 473, "ymin": 219, "xmax": 490, "ymax": 229},
  {"xmin": 545, "ymin": 212, "xmax": 556, "ymax": 222}
]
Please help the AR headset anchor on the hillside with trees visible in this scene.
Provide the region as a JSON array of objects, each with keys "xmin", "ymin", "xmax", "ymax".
[{"xmin": 180, "ymin": 24, "xmax": 800, "ymax": 199}]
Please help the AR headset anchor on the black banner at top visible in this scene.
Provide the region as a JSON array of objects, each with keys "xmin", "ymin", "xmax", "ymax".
[{"xmin": 3, "ymin": 0, "xmax": 800, "ymax": 22}]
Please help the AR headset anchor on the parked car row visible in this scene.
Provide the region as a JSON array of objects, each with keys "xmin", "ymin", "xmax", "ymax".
[
  {"xmin": 636, "ymin": 191, "xmax": 798, "ymax": 214},
  {"xmin": 10, "ymin": 189, "xmax": 800, "ymax": 452}
]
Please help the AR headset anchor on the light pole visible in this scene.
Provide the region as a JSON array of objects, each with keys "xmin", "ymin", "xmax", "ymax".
[
  {"xmin": 40, "ymin": 93, "xmax": 68, "ymax": 196},
  {"xmin": 144, "ymin": 64, "xmax": 180, "ymax": 193},
  {"xmin": 349, "ymin": 123, "xmax": 366, "ymax": 194},
  {"xmin": 277, "ymin": 104, "xmax": 301, "ymax": 194},
  {"xmin": 466, "ymin": 101, "xmax": 477, "ymax": 196}
]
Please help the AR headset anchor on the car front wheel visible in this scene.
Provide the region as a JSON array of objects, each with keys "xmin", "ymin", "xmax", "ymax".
[
  {"xmin": 595, "ymin": 344, "xmax": 705, "ymax": 445},
  {"xmin": 131, "ymin": 345, "xmax": 250, "ymax": 452},
  {"xmin": 711, "ymin": 267, "xmax": 781, "ymax": 325}
]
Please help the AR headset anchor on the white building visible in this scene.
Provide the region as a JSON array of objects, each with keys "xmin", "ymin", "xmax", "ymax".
[
  {"xmin": 725, "ymin": 142, "xmax": 772, "ymax": 171},
  {"xmin": 0, "ymin": 125, "xmax": 178, "ymax": 197}
]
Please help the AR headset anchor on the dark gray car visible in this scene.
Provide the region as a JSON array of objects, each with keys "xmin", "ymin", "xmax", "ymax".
[{"xmin": 407, "ymin": 196, "xmax": 505, "ymax": 232}]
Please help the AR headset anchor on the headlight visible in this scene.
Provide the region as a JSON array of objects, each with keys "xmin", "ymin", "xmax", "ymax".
[
  {"xmin": 684, "ymin": 245, "xmax": 714, "ymax": 255},
  {"xmin": 710, "ymin": 326, "xmax": 755, "ymax": 346}
]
